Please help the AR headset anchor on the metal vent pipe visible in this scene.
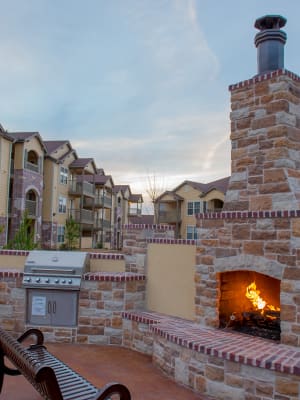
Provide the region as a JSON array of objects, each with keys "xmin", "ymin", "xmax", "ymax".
[{"xmin": 254, "ymin": 15, "xmax": 287, "ymax": 75}]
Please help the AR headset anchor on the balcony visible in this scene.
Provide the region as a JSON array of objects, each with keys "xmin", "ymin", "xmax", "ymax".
[
  {"xmin": 84, "ymin": 195, "xmax": 112, "ymax": 209},
  {"xmin": 69, "ymin": 181, "xmax": 95, "ymax": 198},
  {"xmin": 94, "ymin": 218, "xmax": 111, "ymax": 230},
  {"xmin": 158, "ymin": 210, "xmax": 181, "ymax": 224},
  {"xmin": 25, "ymin": 199, "xmax": 37, "ymax": 217},
  {"xmin": 68, "ymin": 208, "xmax": 94, "ymax": 225},
  {"xmin": 25, "ymin": 161, "xmax": 39, "ymax": 173},
  {"xmin": 129, "ymin": 207, "xmax": 142, "ymax": 216}
]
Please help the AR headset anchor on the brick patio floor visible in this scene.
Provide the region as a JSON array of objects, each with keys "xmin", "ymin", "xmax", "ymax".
[{"xmin": 1, "ymin": 343, "xmax": 213, "ymax": 400}]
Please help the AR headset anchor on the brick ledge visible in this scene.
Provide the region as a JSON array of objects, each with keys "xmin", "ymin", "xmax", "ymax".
[
  {"xmin": 84, "ymin": 272, "xmax": 146, "ymax": 281},
  {"xmin": 123, "ymin": 311, "xmax": 300, "ymax": 376},
  {"xmin": 196, "ymin": 209, "xmax": 300, "ymax": 220}
]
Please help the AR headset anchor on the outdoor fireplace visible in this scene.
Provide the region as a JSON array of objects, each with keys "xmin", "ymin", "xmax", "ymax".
[{"xmin": 219, "ymin": 271, "xmax": 281, "ymax": 340}]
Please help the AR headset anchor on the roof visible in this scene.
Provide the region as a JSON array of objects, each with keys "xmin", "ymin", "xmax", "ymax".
[
  {"xmin": 43, "ymin": 140, "xmax": 71, "ymax": 154},
  {"xmin": 156, "ymin": 176, "xmax": 230, "ymax": 203},
  {"xmin": 77, "ymin": 174, "xmax": 114, "ymax": 186},
  {"xmin": 0, "ymin": 125, "xmax": 14, "ymax": 142},
  {"xmin": 7, "ymin": 131, "xmax": 46, "ymax": 151},
  {"xmin": 128, "ymin": 214, "xmax": 154, "ymax": 225},
  {"xmin": 129, "ymin": 194, "xmax": 143, "ymax": 203},
  {"xmin": 113, "ymin": 185, "xmax": 132, "ymax": 195},
  {"xmin": 69, "ymin": 158, "xmax": 97, "ymax": 173}
]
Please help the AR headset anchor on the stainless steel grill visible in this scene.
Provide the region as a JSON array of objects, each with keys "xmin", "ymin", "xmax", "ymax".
[{"xmin": 22, "ymin": 250, "xmax": 89, "ymax": 290}]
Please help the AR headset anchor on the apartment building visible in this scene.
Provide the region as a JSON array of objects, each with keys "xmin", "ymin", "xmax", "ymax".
[
  {"xmin": 0, "ymin": 124, "xmax": 143, "ymax": 250},
  {"xmin": 155, "ymin": 177, "xmax": 229, "ymax": 238}
]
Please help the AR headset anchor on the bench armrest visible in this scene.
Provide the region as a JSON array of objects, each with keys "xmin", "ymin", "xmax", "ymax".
[
  {"xmin": 95, "ymin": 382, "xmax": 131, "ymax": 400},
  {"xmin": 17, "ymin": 328, "xmax": 44, "ymax": 347}
]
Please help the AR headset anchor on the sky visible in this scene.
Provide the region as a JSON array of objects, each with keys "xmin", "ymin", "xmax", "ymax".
[{"xmin": 1, "ymin": 1, "xmax": 300, "ymax": 212}]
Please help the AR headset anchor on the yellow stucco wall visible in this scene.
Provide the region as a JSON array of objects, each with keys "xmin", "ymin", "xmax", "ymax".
[
  {"xmin": 146, "ymin": 243, "xmax": 196, "ymax": 320},
  {"xmin": 0, "ymin": 138, "xmax": 11, "ymax": 215}
]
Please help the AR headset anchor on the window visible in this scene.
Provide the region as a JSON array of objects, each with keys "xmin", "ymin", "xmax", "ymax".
[
  {"xmin": 187, "ymin": 225, "xmax": 198, "ymax": 240},
  {"xmin": 187, "ymin": 201, "xmax": 206, "ymax": 215},
  {"xmin": 58, "ymin": 196, "xmax": 67, "ymax": 213},
  {"xmin": 60, "ymin": 166, "xmax": 68, "ymax": 185},
  {"xmin": 57, "ymin": 225, "xmax": 65, "ymax": 243}
]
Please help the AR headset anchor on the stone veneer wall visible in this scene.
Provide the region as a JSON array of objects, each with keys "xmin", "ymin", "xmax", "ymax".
[
  {"xmin": 122, "ymin": 224, "xmax": 174, "ymax": 273},
  {"xmin": 195, "ymin": 209, "xmax": 300, "ymax": 347}
]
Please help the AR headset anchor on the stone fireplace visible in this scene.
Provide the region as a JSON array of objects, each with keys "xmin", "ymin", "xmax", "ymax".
[{"xmin": 196, "ymin": 15, "xmax": 300, "ymax": 347}]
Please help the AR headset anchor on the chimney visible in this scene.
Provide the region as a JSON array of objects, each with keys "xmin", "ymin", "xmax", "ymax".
[{"xmin": 254, "ymin": 15, "xmax": 287, "ymax": 74}]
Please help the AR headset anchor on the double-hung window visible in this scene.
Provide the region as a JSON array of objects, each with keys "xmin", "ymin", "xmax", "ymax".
[
  {"xmin": 57, "ymin": 225, "xmax": 65, "ymax": 243},
  {"xmin": 187, "ymin": 225, "xmax": 198, "ymax": 240},
  {"xmin": 60, "ymin": 166, "xmax": 68, "ymax": 185},
  {"xmin": 187, "ymin": 201, "xmax": 206, "ymax": 215},
  {"xmin": 58, "ymin": 196, "xmax": 67, "ymax": 213}
]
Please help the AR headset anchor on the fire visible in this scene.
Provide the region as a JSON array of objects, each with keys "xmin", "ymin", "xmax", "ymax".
[
  {"xmin": 245, "ymin": 281, "xmax": 280, "ymax": 314},
  {"xmin": 246, "ymin": 282, "xmax": 266, "ymax": 310}
]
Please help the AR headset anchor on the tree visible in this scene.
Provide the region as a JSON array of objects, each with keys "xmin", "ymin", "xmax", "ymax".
[
  {"xmin": 6, "ymin": 210, "xmax": 36, "ymax": 250},
  {"xmin": 146, "ymin": 173, "xmax": 165, "ymax": 223},
  {"xmin": 64, "ymin": 217, "xmax": 80, "ymax": 250}
]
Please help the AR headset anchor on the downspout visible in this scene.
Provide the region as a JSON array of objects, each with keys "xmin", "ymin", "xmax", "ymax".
[{"xmin": 4, "ymin": 142, "xmax": 12, "ymax": 246}]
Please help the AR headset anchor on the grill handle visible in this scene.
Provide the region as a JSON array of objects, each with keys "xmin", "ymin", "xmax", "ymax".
[{"xmin": 30, "ymin": 268, "xmax": 76, "ymax": 275}]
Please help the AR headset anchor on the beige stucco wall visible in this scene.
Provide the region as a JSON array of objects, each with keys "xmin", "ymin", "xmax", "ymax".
[
  {"xmin": 0, "ymin": 255, "xmax": 27, "ymax": 269},
  {"xmin": 89, "ymin": 258, "xmax": 125, "ymax": 272},
  {"xmin": 0, "ymin": 138, "xmax": 11, "ymax": 215},
  {"xmin": 146, "ymin": 243, "xmax": 196, "ymax": 320}
]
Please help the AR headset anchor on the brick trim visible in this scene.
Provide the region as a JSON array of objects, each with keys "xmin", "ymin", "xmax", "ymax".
[
  {"xmin": 89, "ymin": 252, "xmax": 124, "ymax": 260},
  {"xmin": 83, "ymin": 272, "xmax": 146, "ymax": 281},
  {"xmin": 0, "ymin": 250, "xmax": 29, "ymax": 256},
  {"xmin": 0, "ymin": 270, "xmax": 23, "ymax": 278},
  {"xmin": 196, "ymin": 209, "xmax": 300, "ymax": 220},
  {"xmin": 147, "ymin": 238, "xmax": 196, "ymax": 245},
  {"xmin": 229, "ymin": 69, "xmax": 300, "ymax": 91},
  {"xmin": 123, "ymin": 311, "xmax": 300, "ymax": 376},
  {"xmin": 123, "ymin": 224, "xmax": 174, "ymax": 230}
]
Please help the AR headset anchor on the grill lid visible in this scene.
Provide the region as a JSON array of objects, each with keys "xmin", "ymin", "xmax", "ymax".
[{"xmin": 24, "ymin": 250, "xmax": 89, "ymax": 274}]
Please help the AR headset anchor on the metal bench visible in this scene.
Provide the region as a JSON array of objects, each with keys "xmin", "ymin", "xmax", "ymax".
[{"xmin": 0, "ymin": 327, "xmax": 131, "ymax": 400}]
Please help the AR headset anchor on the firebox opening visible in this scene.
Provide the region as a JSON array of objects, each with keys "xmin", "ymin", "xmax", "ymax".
[{"xmin": 219, "ymin": 270, "xmax": 280, "ymax": 341}]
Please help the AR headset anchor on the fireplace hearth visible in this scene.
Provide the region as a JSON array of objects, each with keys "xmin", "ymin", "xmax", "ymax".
[{"xmin": 219, "ymin": 271, "xmax": 281, "ymax": 341}]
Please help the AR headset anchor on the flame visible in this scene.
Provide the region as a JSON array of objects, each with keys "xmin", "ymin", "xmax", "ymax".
[
  {"xmin": 246, "ymin": 282, "xmax": 266, "ymax": 310},
  {"xmin": 245, "ymin": 281, "xmax": 280, "ymax": 314}
]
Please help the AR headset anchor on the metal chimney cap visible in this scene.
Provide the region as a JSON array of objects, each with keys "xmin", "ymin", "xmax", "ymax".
[{"xmin": 255, "ymin": 15, "xmax": 286, "ymax": 31}]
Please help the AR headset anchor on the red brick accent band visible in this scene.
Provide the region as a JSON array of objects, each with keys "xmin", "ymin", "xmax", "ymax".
[
  {"xmin": 83, "ymin": 272, "xmax": 146, "ymax": 281},
  {"xmin": 123, "ymin": 311, "xmax": 300, "ymax": 376},
  {"xmin": 89, "ymin": 252, "xmax": 124, "ymax": 260},
  {"xmin": 123, "ymin": 224, "xmax": 174, "ymax": 230},
  {"xmin": 196, "ymin": 209, "xmax": 300, "ymax": 220},
  {"xmin": 147, "ymin": 238, "xmax": 196, "ymax": 245},
  {"xmin": 0, "ymin": 270, "xmax": 23, "ymax": 278},
  {"xmin": 0, "ymin": 250, "xmax": 29, "ymax": 256},
  {"xmin": 229, "ymin": 69, "xmax": 300, "ymax": 91}
]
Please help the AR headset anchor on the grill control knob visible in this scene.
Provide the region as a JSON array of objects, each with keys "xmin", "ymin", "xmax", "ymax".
[
  {"xmin": 45, "ymin": 278, "xmax": 50, "ymax": 283},
  {"xmin": 55, "ymin": 279, "xmax": 59, "ymax": 284},
  {"xmin": 36, "ymin": 278, "xmax": 40, "ymax": 283},
  {"xmin": 61, "ymin": 279, "xmax": 66, "ymax": 284},
  {"xmin": 25, "ymin": 277, "xmax": 31, "ymax": 282},
  {"xmin": 68, "ymin": 279, "xmax": 72, "ymax": 284}
]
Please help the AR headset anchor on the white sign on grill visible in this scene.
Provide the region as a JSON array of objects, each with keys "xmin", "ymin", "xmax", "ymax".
[{"xmin": 32, "ymin": 296, "xmax": 46, "ymax": 316}]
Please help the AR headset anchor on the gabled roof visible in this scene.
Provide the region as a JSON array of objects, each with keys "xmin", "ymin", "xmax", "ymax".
[
  {"xmin": 69, "ymin": 158, "xmax": 97, "ymax": 173},
  {"xmin": 0, "ymin": 124, "xmax": 14, "ymax": 142},
  {"xmin": 155, "ymin": 190, "xmax": 184, "ymax": 202},
  {"xmin": 7, "ymin": 131, "xmax": 46, "ymax": 151},
  {"xmin": 78, "ymin": 173, "xmax": 114, "ymax": 186},
  {"xmin": 44, "ymin": 140, "xmax": 71, "ymax": 154},
  {"xmin": 113, "ymin": 184, "xmax": 132, "ymax": 196},
  {"xmin": 129, "ymin": 194, "xmax": 143, "ymax": 203},
  {"xmin": 128, "ymin": 214, "xmax": 154, "ymax": 224},
  {"xmin": 175, "ymin": 176, "xmax": 230, "ymax": 196}
]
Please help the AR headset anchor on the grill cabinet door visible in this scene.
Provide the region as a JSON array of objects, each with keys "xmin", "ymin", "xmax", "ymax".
[{"xmin": 26, "ymin": 289, "xmax": 78, "ymax": 327}]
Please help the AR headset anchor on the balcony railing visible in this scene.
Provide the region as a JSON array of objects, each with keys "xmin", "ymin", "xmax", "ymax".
[
  {"xmin": 69, "ymin": 181, "xmax": 95, "ymax": 198},
  {"xmin": 158, "ymin": 210, "xmax": 181, "ymax": 223},
  {"xmin": 94, "ymin": 218, "xmax": 111, "ymax": 230},
  {"xmin": 25, "ymin": 161, "xmax": 39, "ymax": 173},
  {"xmin": 25, "ymin": 199, "xmax": 37, "ymax": 217},
  {"xmin": 68, "ymin": 208, "xmax": 94, "ymax": 225},
  {"xmin": 84, "ymin": 195, "xmax": 112, "ymax": 208},
  {"xmin": 129, "ymin": 207, "xmax": 142, "ymax": 216}
]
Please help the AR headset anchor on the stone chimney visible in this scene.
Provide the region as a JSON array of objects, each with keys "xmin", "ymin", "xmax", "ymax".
[
  {"xmin": 255, "ymin": 15, "xmax": 287, "ymax": 75},
  {"xmin": 224, "ymin": 16, "xmax": 300, "ymax": 212}
]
